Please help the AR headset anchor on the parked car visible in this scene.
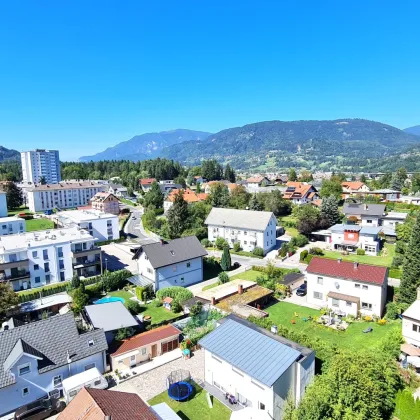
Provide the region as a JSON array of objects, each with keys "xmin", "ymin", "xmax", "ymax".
[
  {"xmin": 296, "ymin": 283, "xmax": 307, "ymax": 296},
  {"xmin": 14, "ymin": 397, "xmax": 66, "ymax": 420}
]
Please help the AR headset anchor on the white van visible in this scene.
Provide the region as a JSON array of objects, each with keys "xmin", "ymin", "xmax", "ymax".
[{"xmin": 62, "ymin": 367, "xmax": 108, "ymax": 403}]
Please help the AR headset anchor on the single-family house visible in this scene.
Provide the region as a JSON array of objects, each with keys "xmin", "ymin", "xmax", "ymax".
[
  {"xmin": 132, "ymin": 236, "xmax": 207, "ymax": 291},
  {"xmin": 402, "ymin": 287, "xmax": 420, "ymax": 348},
  {"xmin": 341, "ymin": 181, "xmax": 370, "ymax": 199},
  {"xmin": 158, "ymin": 180, "xmax": 183, "ymax": 195},
  {"xmin": 343, "ymin": 203, "xmax": 385, "ymax": 226},
  {"xmin": 306, "ymin": 257, "xmax": 388, "ymax": 317},
  {"xmin": 274, "ymin": 175, "xmax": 288, "ymax": 185},
  {"xmin": 0, "ymin": 313, "xmax": 107, "ymax": 416},
  {"xmin": 90, "ymin": 192, "xmax": 120, "ymax": 215},
  {"xmin": 205, "ymin": 208, "xmax": 277, "ymax": 255},
  {"xmin": 193, "ymin": 176, "xmax": 206, "ymax": 185},
  {"xmin": 330, "ymin": 224, "xmax": 381, "ymax": 255},
  {"xmin": 202, "ymin": 180, "xmax": 231, "ymax": 194},
  {"xmin": 381, "ymin": 211, "xmax": 408, "ymax": 228},
  {"xmin": 369, "ymin": 189, "xmax": 401, "ymax": 201},
  {"xmin": 110, "ymin": 325, "xmax": 181, "ymax": 371},
  {"xmin": 163, "ymin": 188, "xmax": 208, "ymax": 213},
  {"xmin": 84, "ymin": 301, "xmax": 139, "ymax": 344},
  {"xmin": 139, "ymin": 178, "xmax": 157, "ymax": 192},
  {"xmin": 246, "ymin": 176, "xmax": 270, "ymax": 188},
  {"xmin": 107, "ymin": 183, "xmax": 129, "ymax": 198},
  {"xmin": 283, "ymin": 182, "xmax": 319, "ymax": 205},
  {"xmin": 199, "ymin": 315, "xmax": 315, "ymax": 419}
]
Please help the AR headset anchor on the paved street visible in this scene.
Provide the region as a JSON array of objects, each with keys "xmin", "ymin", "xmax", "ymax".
[{"xmin": 124, "ymin": 208, "xmax": 159, "ymax": 245}]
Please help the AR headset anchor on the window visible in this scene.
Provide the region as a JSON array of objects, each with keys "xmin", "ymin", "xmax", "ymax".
[
  {"xmin": 364, "ymin": 245, "xmax": 376, "ymax": 253},
  {"xmin": 32, "ymin": 251, "xmax": 38, "ymax": 258},
  {"xmin": 367, "ymin": 219, "xmax": 372, "ymax": 224},
  {"xmin": 53, "ymin": 375, "xmax": 62, "ymax": 387},
  {"xmin": 413, "ymin": 324, "xmax": 419, "ymax": 333},
  {"xmin": 130, "ymin": 355, "xmax": 136, "ymax": 361},
  {"xmin": 60, "ymin": 271, "xmax": 65, "ymax": 282},
  {"xmin": 244, "ymin": 241, "xmax": 247, "ymax": 245},
  {"xmin": 84, "ymin": 363, "xmax": 95, "ymax": 371},
  {"xmin": 332, "ymin": 298, "xmax": 339, "ymax": 307},
  {"xmin": 186, "ymin": 262, "xmax": 191, "ymax": 268},
  {"xmin": 180, "ymin": 277, "xmax": 185, "ymax": 283},
  {"xmin": 18, "ymin": 363, "xmax": 31, "ymax": 376},
  {"xmin": 266, "ymin": 241, "xmax": 268, "ymax": 246},
  {"xmin": 361, "ymin": 302, "xmax": 372, "ymax": 310},
  {"xmin": 244, "ymin": 231, "xmax": 248, "ymax": 236},
  {"xmin": 22, "ymin": 387, "xmax": 29, "ymax": 397},
  {"xmin": 259, "ymin": 402, "xmax": 266, "ymax": 410},
  {"xmin": 147, "ymin": 267, "xmax": 153, "ymax": 274},
  {"xmin": 88, "ymin": 339, "xmax": 94, "ymax": 347},
  {"xmin": 355, "ymin": 283, "xmax": 361, "ymax": 288},
  {"xmin": 317, "ymin": 277, "xmax": 323, "ymax": 285},
  {"xmin": 266, "ymin": 232, "xmax": 269, "ymax": 236},
  {"xmin": 43, "ymin": 249, "xmax": 49, "ymax": 260},
  {"xmin": 346, "ymin": 301, "xmax": 352, "ymax": 307},
  {"xmin": 69, "ymin": 390, "xmax": 78, "ymax": 398},
  {"xmin": 142, "ymin": 348, "xmax": 147, "ymax": 355},
  {"xmin": 362, "ymin": 285, "xmax": 368, "ymax": 290},
  {"xmin": 45, "ymin": 274, "xmax": 50, "ymax": 282},
  {"xmin": 44, "ymin": 263, "xmax": 50, "ymax": 273},
  {"xmin": 34, "ymin": 264, "xmax": 39, "ymax": 271},
  {"xmin": 313, "ymin": 291, "xmax": 323, "ymax": 300},
  {"xmin": 58, "ymin": 247, "xmax": 63, "ymax": 258},
  {"xmin": 1, "ymin": 224, "xmax": 6, "ymax": 230},
  {"xmin": 34, "ymin": 277, "xmax": 41, "ymax": 284}
]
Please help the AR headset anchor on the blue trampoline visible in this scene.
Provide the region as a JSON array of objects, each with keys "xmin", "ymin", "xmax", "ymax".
[{"xmin": 168, "ymin": 381, "xmax": 193, "ymax": 401}]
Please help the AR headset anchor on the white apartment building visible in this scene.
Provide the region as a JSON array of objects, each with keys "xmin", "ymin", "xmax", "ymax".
[
  {"xmin": 204, "ymin": 208, "xmax": 277, "ymax": 255},
  {"xmin": 21, "ymin": 149, "xmax": 61, "ymax": 184},
  {"xmin": 55, "ymin": 209, "xmax": 119, "ymax": 242},
  {"xmin": 199, "ymin": 315, "xmax": 315, "ymax": 419},
  {"xmin": 306, "ymin": 257, "xmax": 388, "ymax": 317},
  {"xmin": 0, "ymin": 192, "xmax": 7, "ymax": 217},
  {"xmin": 0, "ymin": 216, "xmax": 25, "ymax": 236},
  {"xmin": 0, "ymin": 227, "xmax": 101, "ymax": 291},
  {"xmin": 26, "ymin": 181, "xmax": 106, "ymax": 212}
]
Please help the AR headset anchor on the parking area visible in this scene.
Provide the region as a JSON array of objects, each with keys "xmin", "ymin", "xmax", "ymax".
[{"xmin": 101, "ymin": 243, "xmax": 138, "ymax": 272}]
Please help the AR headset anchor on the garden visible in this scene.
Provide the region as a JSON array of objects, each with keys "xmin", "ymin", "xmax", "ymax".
[{"xmin": 26, "ymin": 218, "xmax": 55, "ymax": 232}]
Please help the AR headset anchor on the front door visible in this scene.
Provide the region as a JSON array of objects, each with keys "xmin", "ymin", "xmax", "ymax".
[
  {"xmin": 130, "ymin": 355, "xmax": 136, "ymax": 367},
  {"xmin": 151, "ymin": 344, "xmax": 157, "ymax": 358}
]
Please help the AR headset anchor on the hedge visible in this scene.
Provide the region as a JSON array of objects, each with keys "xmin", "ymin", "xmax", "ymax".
[
  {"xmin": 18, "ymin": 283, "xmax": 69, "ymax": 303},
  {"xmin": 156, "ymin": 286, "xmax": 193, "ymax": 304}
]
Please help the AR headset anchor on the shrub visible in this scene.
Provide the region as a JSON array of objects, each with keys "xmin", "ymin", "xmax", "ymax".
[
  {"xmin": 201, "ymin": 238, "xmax": 211, "ymax": 248},
  {"xmin": 143, "ymin": 284, "xmax": 155, "ymax": 300},
  {"xmin": 392, "ymin": 255, "xmax": 404, "ymax": 267},
  {"xmin": 215, "ymin": 237, "xmax": 228, "ymax": 250},
  {"xmin": 115, "ymin": 327, "xmax": 134, "ymax": 341},
  {"xmin": 295, "ymin": 234, "xmax": 309, "ymax": 247},
  {"xmin": 189, "ymin": 301, "xmax": 202, "ymax": 316},
  {"xmin": 152, "ymin": 298, "xmax": 162, "ymax": 307},
  {"xmin": 136, "ymin": 286, "xmax": 145, "ymax": 301},
  {"xmin": 156, "ymin": 286, "xmax": 193, "ymax": 303},
  {"xmin": 126, "ymin": 299, "xmax": 142, "ymax": 315},
  {"xmin": 308, "ymin": 247, "xmax": 324, "ymax": 256},
  {"xmin": 385, "ymin": 301, "xmax": 409, "ymax": 320},
  {"xmin": 300, "ymin": 250, "xmax": 309, "ymax": 262},
  {"xmin": 377, "ymin": 318, "xmax": 387, "ymax": 325},
  {"xmin": 171, "ymin": 300, "xmax": 182, "ymax": 313},
  {"xmin": 71, "ymin": 286, "xmax": 89, "ymax": 314},
  {"xmin": 364, "ymin": 315, "xmax": 373, "ymax": 322},
  {"xmin": 305, "ymin": 254, "xmax": 314, "ymax": 264},
  {"xmin": 218, "ymin": 272, "xmax": 229, "ymax": 284},
  {"xmin": 394, "ymin": 389, "xmax": 420, "ymax": 420},
  {"xmin": 279, "ymin": 242, "xmax": 288, "ymax": 258},
  {"xmin": 71, "ymin": 275, "xmax": 81, "ymax": 289},
  {"xmin": 18, "ymin": 282, "xmax": 69, "ymax": 303},
  {"xmin": 356, "ymin": 248, "xmax": 366, "ymax": 255},
  {"xmin": 252, "ymin": 247, "xmax": 264, "ymax": 257},
  {"xmin": 102, "ymin": 270, "xmax": 133, "ymax": 292},
  {"xmin": 233, "ymin": 242, "xmax": 241, "ymax": 252}
]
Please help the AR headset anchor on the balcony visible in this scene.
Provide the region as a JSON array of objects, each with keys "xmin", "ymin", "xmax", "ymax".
[
  {"xmin": 71, "ymin": 247, "xmax": 101, "ymax": 258},
  {"xmin": 0, "ymin": 271, "xmax": 30, "ymax": 282},
  {"xmin": 73, "ymin": 256, "xmax": 101, "ymax": 268},
  {"xmin": 0, "ymin": 259, "xmax": 30, "ymax": 270}
]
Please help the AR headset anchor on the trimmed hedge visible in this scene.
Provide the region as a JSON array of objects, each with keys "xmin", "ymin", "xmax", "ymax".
[
  {"xmin": 156, "ymin": 286, "xmax": 193, "ymax": 304},
  {"xmin": 18, "ymin": 283, "xmax": 69, "ymax": 303}
]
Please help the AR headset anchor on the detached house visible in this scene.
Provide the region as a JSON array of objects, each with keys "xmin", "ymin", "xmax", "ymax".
[
  {"xmin": 330, "ymin": 224, "xmax": 381, "ymax": 255},
  {"xmin": 402, "ymin": 288, "xmax": 420, "ymax": 348},
  {"xmin": 132, "ymin": 236, "xmax": 207, "ymax": 290},
  {"xmin": 205, "ymin": 208, "xmax": 277, "ymax": 255},
  {"xmin": 341, "ymin": 181, "xmax": 370, "ymax": 199},
  {"xmin": 139, "ymin": 178, "xmax": 157, "ymax": 192},
  {"xmin": 343, "ymin": 203, "xmax": 385, "ymax": 226},
  {"xmin": 199, "ymin": 315, "xmax": 315, "ymax": 419},
  {"xmin": 0, "ymin": 313, "xmax": 107, "ymax": 416},
  {"xmin": 306, "ymin": 257, "xmax": 388, "ymax": 317},
  {"xmin": 163, "ymin": 189, "xmax": 208, "ymax": 213},
  {"xmin": 107, "ymin": 183, "xmax": 128, "ymax": 198},
  {"xmin": 246, "ymin": 176, "xmax": 270, "ymax": 189},
  {"xmin": 283, "ymin": 182, "xmax": 319, "ymax": 205}
]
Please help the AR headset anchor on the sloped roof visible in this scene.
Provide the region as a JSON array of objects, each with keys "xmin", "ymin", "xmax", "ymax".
[
  {"xmin": 199, "ymin": 317, "xmax": 305, "ymax": 387},
  {"xmin": 111, "ymin": 325, "xmax": 180, "ymax": 357},
  {"xmin": 402, "ymin": 299, "xmax": 420, "ymax": 321},
  {"xmin": 133, "ymin": 236, "xmax": 207, "ymax": 269},
  {"xmin": 140, "ymin": 178, "xmax": 156, "ymax": 185},
  {"xmin": 166, "ymin": 189, "xmax": 207, "ymax": 203},
  {"xmin": 205, "ymin": 207, "xmax": 275, "ymax": 231},
  {"xmin": 307, "ymin": 257, "xmax": 387, "ymax": 285},
  {"xmin": 341, "ymin": 181, "xmax": 367, "ymax": 190},
  {"xmin": 343, "ymin": 203, "xmax": 385, "ymax": 216},
  {"xmin": 0, "ymin": 313, "xmax": 107, "ymax": 389}
]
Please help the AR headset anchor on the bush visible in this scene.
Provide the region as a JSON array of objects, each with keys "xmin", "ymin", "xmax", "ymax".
[
  {"xmin": 190, "ymin": 301, "xmax": 202, "ymax": 316},
  {"xmin": 126, "ymin": 299, "xmax": 142, "ymax": 315},
  {"xmin": 308, "ymin": 247, "xmax": 324, "ymax": 256},
  {"xmin": 156, "ymin": 286, "xmax": 193, "ymax": 303},
  {"xmin": 252, "ymin": 247, "xmax": 264, "ymax": 257},
  {"xmin": 356, "ymin": 248, "xmax": 366, "ymax": 255},
  {"xmin": 392, "ymin": 255, "xmax": 404, "ymax": 267},
  {"xmin": 233, "ymin": 242, "xmax": 241, "ymax": 252},
  {"xmin": 152, "ymin": 298, "xmax": 162, "ymax": 307},
  {"xmin": 215, "ymin": 237, "xmax": 228, "ymax": 250},
  {"xmin": 18, "ymin": 282, "xmax": 69, "ymax": 303},
  {"xmin": 115, "ymin": 327, "xmax": 134, "ymax": 341},
  {"xmin": 279, "ymin": 242, "xmax": 288, "ymax": 258},
  {"xmin": 102, "ymin": 270, "xmax": 132, "ymax": 292},
  {"xmin": 295, "ymin": 234, "xmax": 309, "ymax": 247},
  {"xmin": 218, "ymin": 272, "xmax": 229, "ymax": 284},
  {"xmin": 385, "ymin": 301, "xmax": 409, "ymax": 320},
  {"xmin": 304, "ymin": 254, "xmax": 314, "ymax": 264},
  {"xmin": 300, "ymin": 250, "xmax": 309, "ymax": 262},
  {"xmin": 201, "ymin": 238, "xmax": 212, "ymax": 248},
  {"xmin": 171, "ymin": 300, "xmax": 182, "ymax": 313},
  {"xmin": 394, "ymin": 389, "xmax": 420, "ymax": 420},
  {"xmin": 136, "ymin": 286, "xmax": 145, "ymax": 301}
]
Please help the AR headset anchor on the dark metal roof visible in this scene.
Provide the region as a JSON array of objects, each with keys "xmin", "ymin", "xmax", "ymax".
[
  {"xmin": 133, "ymin": 236, "xmax": 207, "ymax": 269},
  {"xmin": 281, "ymin": 272, "xmax": 305, "ymax": 286},
  {"xmin": 343, "ymin": 203, "xmax": 385, "ymax": 217}
]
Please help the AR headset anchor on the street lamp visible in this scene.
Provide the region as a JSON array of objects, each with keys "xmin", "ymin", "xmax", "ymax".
[{"xmin": 102, "ymin": 258, "xmax": 108, "ymax": 295}]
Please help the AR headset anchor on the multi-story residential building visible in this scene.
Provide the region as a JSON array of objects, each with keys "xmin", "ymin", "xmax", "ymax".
[
  {"xmin": 341, "ymin": 181, "xmax": 370, "ymax": 199},
  {"xmin": 55, "ymin": 209, "xmax": 119, "ymax": 241},
  {"xmin": 343, "ymin": 203, "xmax": 385, "ymax": 226},
  {"xmin": 205, "ymin": 208, "xmax": 277, "ymax": 255},
  {"xmin": 0, "ymin": 313, "xmax": 107, "ymax": 416},
  {"xmin": 330, "ymin": 224, "xmax": 381, "ymax": 255},
  {"xmin": 0, "ymin": 216, "xmax": 25, "ymax": 236},
  {"xmin": 283, "ymin": 182, "xmax": 319, "ymax": 204},
  {"xmin": 26, "ymin": 181, "xmax": 106, "ymax": 212},
  {"xmin": 306, "ymin": 257, "xmax": 388, "ymax": 317},
  {"xmin": 0, "ymin": 191, "xmax": 7, "ymax": 216},
  {"xmin": 90, "ymin": 192, "xmax": 120, "ymax": 215},
  {"xmin": 132, "ymin": 236, "xmax": 207, "ymax": 291},
  {"xmin": 21, "ymin": 149, "xmax": 61, "ymax": 184},
  {"xmin": 0, "ymin": 226, "xmax": 100, "ymax": 291},
  {"xmin": 163, "ymin": 189, "xmax": 208, "ymax": 213},
  {"xmin": 402, "ymin": 287, "xmax": 420, "ymax": 348},
  {"xmin": 199, "ymin": 315, "xmax": 315, "ymax": 419}
]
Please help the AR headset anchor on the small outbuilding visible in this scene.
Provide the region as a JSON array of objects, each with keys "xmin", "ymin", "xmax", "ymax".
[{"xmin": 163, "ymin": 297, "xmax": 174, "ymax": 311}]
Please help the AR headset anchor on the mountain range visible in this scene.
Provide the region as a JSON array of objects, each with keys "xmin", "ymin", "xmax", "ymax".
[
  {"xmin": 79, "ymin": 119, "xmax": 420, "ymax": 172},
  {"xmin": 404, "ymin": 125, "xmax": 420, "ymax": 136},
  {"xmin": 0, "ymin": 146, "xmax": 20, "ymax": 162}
]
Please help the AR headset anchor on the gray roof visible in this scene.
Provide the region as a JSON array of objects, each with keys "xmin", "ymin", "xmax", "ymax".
[
  {"xmin": 199, "ymin": 316, "xmax": 306, "ymax": 387},
  {"xmin": 381, "ymin": 226, "xmax": 397, "ymax": 236},
  {"xmin": 204, "ymin": 207, "xmax": 276, "ymax": 231},
  {"xmin": 133, "ymin": 236, "xmax": 207, "ymax": 269},
  {"xmin": 85, "ymin": 301, "xmax": 138, "ymax": 332},
  {"xmin": 343, "ymin": 203, "xmax": 385, "ymax": 217},
  {"xmin": 360, "ymin": 226, "xmax": 382, "ymax": 235},
  {"xmin": 0, "ymin": 313, "xmax": 107, "ymax": 389},
  {"xmin": 330, "ymin": 224, "xmax": 361, "ymax": 233}
]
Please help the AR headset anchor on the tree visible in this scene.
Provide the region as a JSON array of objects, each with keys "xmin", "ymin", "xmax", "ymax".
[
  {"xmin": 218, "ymin": 272, "xmax": 229, "ymax": 284},
  {"xmin": 229, "ymin": 185, "xmax": 250, "ymax": 209},
  {"xmin": 400, "ymin": 215, "xmax": 420, "ymax": 303},
  {"xmin": 224, "ymin": 164, "xmax": 236, "ymax": 183},
  {"xmin": 320, "ymin": 196, "xmax": 342, "ymax": 228},
  {"xmin": 71, "ymin": 274, "xmax": 81, "ymax": 289},
  {"xmin": 0, "ymin": 282, "xmax": 18, "ymax": 322},
  {"xmin": 360, "ymin": 174, "xmax": 367, "ymax": 183},
  {"xmin": 115, "ymin": 327, "xmax": 134, "ymax": 341},
  {"xmin": 299, "ymin": 170, "xmax": 313, "ymax": 182},
  {"xmin": 174, "ymin": 176, "xmax": 186, "ymax": 188},
  {"xmin": 167, "ymin": 190, "xmax": 189, "ymax": 238},
  {"xmin": 201, "ymin": 159, "xmax": 223, "ymax": 181},
  {"xmin": 411, "ymin": 173, "xmax": 420, "ymax": 193},
  {"xmin": 208, "ymin": 183, "xmax": 229, "ymax": 207},
  {"xmin": 196, "ymin": 182, "xmax": 202, "ymax": 193},
  {"xmin": 71, "ymin": 285, "xmax": 89, "ymax": 314},
  {"xmin": 5, "ymin": 182, "xmax": 23, "ymax": 209},
  {"xmin": 294, "ymin": 204, "xmax": 320, "ymax": 236},
  {"xmin": 288, "ymin": 168, "xmax": 297, "ymax": 182},
  {"xmin": 220, "ymin": 246, "xmax": 232, "ymax": 271},
  {"xmin": 142, "ymin": 181, "xmax": 164, "ymax": 209},
  {"xmin": 39, "ymin": 176, "xmax": 47, "ymax": 185},
  {"xmin": 319, "ymin": 179, "xmax": 342, "ymax": 202},
  {"xmin": 249, "ymin": 193, "xmax": 263, "ymax": 211},
  {"xmin": 391, "ymin": 167, "xmax": 407, "ymax": 191},
  {"xmin": 265, "ymin": 189, "xmax": 291, "ymax": 216}
]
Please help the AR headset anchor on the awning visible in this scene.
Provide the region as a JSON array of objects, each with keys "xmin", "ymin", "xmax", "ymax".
[
  {"xmin": 327, "ymin": 292, "xmax": 360, "ymax": 304},
  {"xmin": 401, "ymin": 343, "xmax": 420, "ymax": 357},
  {"xmin": 113, "ymin": 349, "xmax": 140, "ymax": 361}
]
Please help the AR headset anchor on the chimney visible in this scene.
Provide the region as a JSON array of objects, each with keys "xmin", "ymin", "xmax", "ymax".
[
  {"xmin": 354, "ymin": 262, "xmax": 358, "ymax": 269},
  {"xmin": 238, "ymin": 284, "xmax": 243, "ymax": 295},
  {"xmin": 211, "ymin": 297, "xmax": 216, "ymax": 305},
  {"xmin": 337, "ymin": 258, "xmax": 342, "ymax": 263},
  {"xmin": 417, "ymin": 287, "xmax": 420, "ymax": 301}
]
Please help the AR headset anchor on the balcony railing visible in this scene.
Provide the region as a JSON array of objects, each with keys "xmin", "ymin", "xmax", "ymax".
[
  {"xmin": 0, "ymin": 271, "xmax": 30, "ymax": 281},
  {"xmin": 72, "ymin": 246, "xmax": 100, "ymax": 254},
  {"xmin": 0, "ymin": 259, "xmax": 30, "ymax": 270}
]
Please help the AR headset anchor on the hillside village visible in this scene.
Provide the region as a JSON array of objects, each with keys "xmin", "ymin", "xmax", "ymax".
[{"xmin": 0, "ymin": 152, "xmax": 420, "ymax": 420}]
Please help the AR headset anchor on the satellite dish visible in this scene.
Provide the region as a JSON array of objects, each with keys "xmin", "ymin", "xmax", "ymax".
[{"xmin": 335, "ymin": 282, "xmax": 340, "ymax": 289}]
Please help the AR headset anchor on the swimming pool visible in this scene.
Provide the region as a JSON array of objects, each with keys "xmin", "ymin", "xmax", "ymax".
[{"xmin": 94, "ymin": 296, "xmax": 125, "ymax": 305}]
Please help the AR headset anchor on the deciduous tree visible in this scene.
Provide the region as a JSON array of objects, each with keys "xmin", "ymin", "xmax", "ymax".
[
  {"xmin": 288, "ymin": 168, "xmax": 297, "ymax": 182},
  {"xmin": 0, "ymin": 283, "xmax": 19, "ymax": 322},
  {"xmin": 208, "ymin": 183, "xmax": 229, "ymax": 207},
  {"xmin": 142, "ymin": 181, "xmax": 164, "ymax": 210},
  {"xmin": 320, "ymin": 179, "xmax": 343, "ymax": 202},
  {"xmin": 5, "ymin": 182, "xmax": 23, "ymax": 209}
]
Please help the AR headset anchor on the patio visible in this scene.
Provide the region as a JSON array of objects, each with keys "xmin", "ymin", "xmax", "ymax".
[{"xmin": 198, "ymin": 380, "xmax": 244, "ymax": 412}]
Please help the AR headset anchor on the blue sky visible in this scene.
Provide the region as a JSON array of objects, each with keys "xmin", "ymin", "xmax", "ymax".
[{"xmin": 0, "ymin": 1, "xmax": 419, "ymax": 160}]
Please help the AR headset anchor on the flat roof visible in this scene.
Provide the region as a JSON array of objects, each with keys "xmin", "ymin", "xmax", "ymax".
[
  {"xmin": 196, "ymin": 279, "xmax": 257, "ymax": 301},
  {"xmin": 57, "ymin": 209, "xmax": 117, "ymax": 222},
  {"xmin": 62, "ymin": 367, "xmax": 103, "ymax": 392},
  {"xmin": 85, "ymin": 301, "xmax": 138, "ymax": 332},
  {"xmin": 0, "ymin": 216, "xmax": 24, "ymax": 223},
  {"xmin": 216, "ymin": 285, "xmax": 273, "ymax": 313},
  {"xmin": 20, "ymin": 292, "xmax": 72, "ymax": 312}
]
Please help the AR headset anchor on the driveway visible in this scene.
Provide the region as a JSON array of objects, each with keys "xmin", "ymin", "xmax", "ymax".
[{"xmin": 101, "ymin": 243, "xmax": 138, "ymax": 272}]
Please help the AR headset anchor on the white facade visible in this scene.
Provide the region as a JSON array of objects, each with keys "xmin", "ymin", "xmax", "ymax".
[
  {"xmin": 207, "ymin": 214, "xmax": 277, "ymax": 255},
  {"xmin": 402, "ymin": 289, "xmax": 420, "ymax": 347},
  {"xmin": 0, "ymin": 192, "xmax": 7, "ymax": 217},
  {"xmin": 0, "ymin": 227, "xmax": 100, "ymax": 291},
  {"xmin": 360, "ymin": 215, "xmax": 381, "ymax": 227},
  {"xmin": 0, "ymin": 216, "xmax": 25, "ymax": 236},
  {"xmin": 21, "ymin": 149, "xmax": 61, "ymax": 184},
  {"xmin": 306, "ymin": 269, "xmax": 387, "ymax": 317},
  {"xmin": 56, "ymin": 209, "xmax": 119, "ymax": 241},
  {"xmin": 27, "ymin": 182, "xmax": 106, "ymax": 212}
]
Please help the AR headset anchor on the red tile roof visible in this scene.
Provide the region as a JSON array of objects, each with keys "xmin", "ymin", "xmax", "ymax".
[
  {"xmin": 163, "ymin": 297, "xmax": 173, "ymax": 304},
  {"xmin": 57, "ymin": 387, "xmax": 159, "ymax": 420},
  {"xmin": 140, "ymin": 178, "xmax": 156, "ymax": 185},
  {"xmin": 307, "ymin": 257, "xmax": 387, "ymax": 285},
  {"xmin": 166, "ymin": 188, "xmax": 208, "ymax": 203},
  {"xmin": 342, "ymin": 181, "xmax": 366, "ymax": 190},
  {"xmin": 111, "ymin": 324, "xmax": 181, "ymax": 357},
  {"xmin": 247, "ymin": 176, "xmax": 264, "ymax": 183}
]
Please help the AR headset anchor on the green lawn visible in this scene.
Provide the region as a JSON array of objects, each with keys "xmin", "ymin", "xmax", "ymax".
[
  {"xmin": 278, "ymin": 216, "xmax": 299, "ymax": 237},
  {"xmin": 148, "ymin": 382, "xmax": 231, "ymax": 420},
  {"xmin": 266, "ymin": 301, "xmax": 400, "ymax": 350},
  {"xmin": 25, "ymin": 218, "xmax": 55, "ymax": 232},
  {"xmin": 321, "ymin": 243, "xmax": 396, "ymax": 267},
  {"xmin": 108, "ymin": 290, "xmax": 134, "ymax": 301},
  {"xmin": 8, "ymin": 206, "xmax": 32, "ymax": 216},
  {"xmin": 142, "ymin": 303, "xmax": 182, "ymax": 325},
  {"xmin": 202, "ymin": 269, "xmax": 263, "ymax": 291},
  {"xmin": 119, "ymin": 198, "xmax": 138, "ymax": 206}
]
